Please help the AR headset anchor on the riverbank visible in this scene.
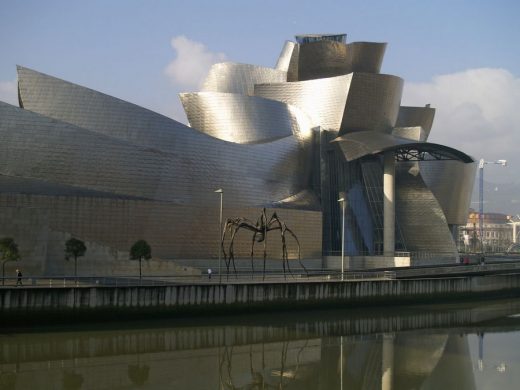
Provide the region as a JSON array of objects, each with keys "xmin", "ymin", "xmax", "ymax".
[{"xmin": 2, "ymin": 271, "xmax": 520, "ymax": 327}]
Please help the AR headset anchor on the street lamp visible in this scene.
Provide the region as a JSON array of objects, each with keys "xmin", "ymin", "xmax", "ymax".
[
  {"xmin": 214, "ymin": 189, "xmax": 223, "ymax": 283},
  {"xmin": 338, "ymin": 194, "xmax": 346, "ymax": 280},
  {"xmin": 478, "ymin": 159, "xmax": 507, "ymax": 256}
]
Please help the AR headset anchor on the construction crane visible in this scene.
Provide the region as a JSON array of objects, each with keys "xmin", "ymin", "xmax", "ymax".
[{"xmin": 478, "ymin": 159, "xmax": 507, "ymax": 251}]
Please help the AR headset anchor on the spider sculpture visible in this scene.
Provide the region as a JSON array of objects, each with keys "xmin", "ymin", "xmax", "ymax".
[{"xmin": 220, "ymin": 208, "xmax": 307, "ymax": 278}]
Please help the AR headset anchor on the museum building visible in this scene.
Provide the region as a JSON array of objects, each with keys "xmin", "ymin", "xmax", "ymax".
[{"xmin": 0, "ymin": 33, "xmax": 476, "ymax": 275}]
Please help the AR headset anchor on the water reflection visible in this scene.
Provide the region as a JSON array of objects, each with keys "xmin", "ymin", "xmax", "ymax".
[{"xmin": 1, "ymin": 299, "xmax": 520, "ymax": 389}]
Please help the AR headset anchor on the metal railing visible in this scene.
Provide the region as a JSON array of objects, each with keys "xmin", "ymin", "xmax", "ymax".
[{"xmin": 0, "ymin": 270, "xmax": 396, "ymax": 288}]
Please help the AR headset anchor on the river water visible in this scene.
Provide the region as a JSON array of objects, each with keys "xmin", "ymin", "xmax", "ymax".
[{"xmin": 1, "ymin": 299, "xmax": 520, "ymax": 389}]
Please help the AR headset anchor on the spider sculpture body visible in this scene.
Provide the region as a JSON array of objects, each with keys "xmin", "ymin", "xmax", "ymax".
[{"xmin": 220, "ymin": 208, "xmax": 307, "ymax": 278}]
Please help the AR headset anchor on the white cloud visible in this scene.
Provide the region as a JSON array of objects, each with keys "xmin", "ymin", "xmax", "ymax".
[
  {"xmin": 164, "ymin": 35, "xmax": 226, "ymax": 90},
  {"xmin": 0, "ymin": 79, "xmax": 17, "ymax": 106},
  {"xmin": 402, "ymin": 68, "xmax": 520, "ymax": 183}
]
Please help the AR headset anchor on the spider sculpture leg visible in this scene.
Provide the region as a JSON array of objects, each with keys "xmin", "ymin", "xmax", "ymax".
[
  {"xmin": 250, "ymin": 231, "xmax": 257, "ymax": 275},
  {"xmin": 267, "ymin": 213, "xmax": 290, "ymax": 278},
  {"xmin": 262, "ymin": 209, "xmax": 268, "ymax": 280},
  {"xmin": 285, "ymin": 226, "xmax": 307, "ymax": 276},
  {"xmin": 269, "ymin": 212, "xmax": 307, "ymax": 277},
  {"xmin": 280, "ymin": 223, "xmax": 292, "ymax": 277},
  {"xmin": 221, "ymin": 219, "xmax": 234, "ymax": 275},
  {"xmin": 222, "ymin": 218, "xmax": 244, "ymax": 278},
  {"xmin": 228, "ymin": 224, "xmax": 245, "ymax": 277}
]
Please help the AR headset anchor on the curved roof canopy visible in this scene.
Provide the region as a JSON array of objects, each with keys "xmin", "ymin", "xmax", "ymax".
[{"xmin": 333, "ymin": 131, "xmax": 474, "ymax": 163}]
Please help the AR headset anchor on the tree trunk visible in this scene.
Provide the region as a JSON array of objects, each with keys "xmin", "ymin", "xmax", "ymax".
[
  {"xmin": 74, "ymin": 256, "xmax": 78, "ymax": 284},
  {"xmin": 2, "ymin": 260, "xmax": 6, "ymax": 286},
  {"xmin": 139, "ymin": 257, "xmax": 142, "ymax": 280}
]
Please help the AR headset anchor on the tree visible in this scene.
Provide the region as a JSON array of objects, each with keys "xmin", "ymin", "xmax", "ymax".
[
  {"xmin": 130, "ymin": 240, "xmax": 152, "ymax": 280},
  {"xmin": 65, "ymin": 238, "xmax": 87, "ymax": 283},
  {"xmin": 0, "ymin": 237, "xmax": 20, "ymax": 286}
]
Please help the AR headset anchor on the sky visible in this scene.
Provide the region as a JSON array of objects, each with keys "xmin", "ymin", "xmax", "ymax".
[{"xmin": 0, "ymin": 0, "xmax": 519, "ymax": 185}]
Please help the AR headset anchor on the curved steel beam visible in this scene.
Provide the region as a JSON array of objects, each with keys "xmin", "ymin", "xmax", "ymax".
[{"xmin": 333, "ymin": 131, "xmax": 474, "ymax": 163}]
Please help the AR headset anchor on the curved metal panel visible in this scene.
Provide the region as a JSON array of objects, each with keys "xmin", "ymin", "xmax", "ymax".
[
  {"xmin": 334, "ymin": 131, "xmax": 474, "ymax": 163},
  {"xmin": 396, "ymin": 106, "xmax": 436, "ymax": 138},
  {"xmin": 0, "ymin": 101, "xmax": 313, "ymax": 207},
  {"xmin": 254, "ymin": 74, "xmax": 352, "ymax": 131},
  {"xmin": 297, "ymin": 40, "xmax": 386, "ymax": 81},
  {"xmin": 287, "ymin": 43, "xmax": 299, "ymax": 82},
  {"xmin": 200, "ymin": 62, "xmax": 286, "ymax": 96},
  {"xmin": 180, "ymin": 92, "xmax": 313, "ymax": 144},
  {"xmin": 0, "ymin": 101, "xmax": 166, "ymax": 198},
  {"xmin": 392, "ymin": 126, "xmax": 427, "ymax": 142},
  {"xmin": 419, "ymin": 160, "xmax": 477, "ymax": 225},
  {"xmin": 396, "ymin": 162, "xmax": 459, "ymax": 263},
  {"xmin": 275, "ymin": 41, "xmax": 296, "ymax": 72},
  {"xmin": 269, "ymin": 189, "xmax": 321, "ymax": 210},
  {"xmin": 298, "ymin": 40, "xmax": 349, "ymax": 81},
  {"xmin": 0, "ymin": 173, "xmax": 144, "ymax": 200},
  {"xmin": 335, "ymin": 132, "xmax": 408, "ymax": 161},
  {"xmin": 16, "ymin": 66, "xmax": 190, "ymax": 150},
  {"xmin": 347, "ymin": 42, "xmax": 386, "ymax": 73},
  {"xmin": 339, "ymin": 73, "xmax": 403, "ymax": 134}
]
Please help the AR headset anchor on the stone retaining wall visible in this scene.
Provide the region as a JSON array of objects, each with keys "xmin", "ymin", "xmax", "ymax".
[{"xmin": 1, "ymin": 273, "xmax": 520, "ymax": 325}]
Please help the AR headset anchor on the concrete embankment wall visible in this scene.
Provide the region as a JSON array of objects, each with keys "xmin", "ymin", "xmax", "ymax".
[{"xmin": 1, "ymin": 274, "xmax": 520, "ymax": 325}]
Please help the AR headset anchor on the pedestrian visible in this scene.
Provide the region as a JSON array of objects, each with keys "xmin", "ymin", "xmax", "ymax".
[
  {"xmin": 16, "ymin": 269, "xmax": 22, "ymax": 286},
  {"xmin": 208, "ymin": 268, "xmax": 212, "ymax": 280}
]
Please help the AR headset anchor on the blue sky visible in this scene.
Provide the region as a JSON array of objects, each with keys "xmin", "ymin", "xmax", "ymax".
[{"xmin": 0, "ymin": 0, "xmax": 519, "ymax": 183}]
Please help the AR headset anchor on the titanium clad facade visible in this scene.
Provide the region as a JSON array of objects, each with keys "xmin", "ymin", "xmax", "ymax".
[
  {"xmin": 254, "ymin": 75, "xmax": 352, "ymax": 131},
  {"xmin": 339, "ymin": 73, "xmax": 404, "ymax": 135},
  {"xmin": 201, "ymin": 63, "xmax": 287, "ymax": 95},
  {"xmin": 0, "ymin": 102, "xmax": 312, "ymax": 207},
  {"xmin": 16, "ymin": 66, "xmax": 191, "ymax": 150},
  {"xmin": 396, "ymin": 163, "xmax": 459, "ymax": 262},
  {"xmin": 180, "ymin": 92, "xmax": 312, "ymax": 143},
  {"xmin": 346, "ymin": 42, "xmax": 387, "ymax": 74},
  {"xmin": 335, "ymin": 131, "xmax": 412, "ymax": 161},
  {"xmin": 286, "ymin": 43, "xmax": 299, "ymax": 82},
  {"xmin": 297, "ymin": 40, "xmax": 349, "ymax": 81},
  {"xmin": 0, "ymin": 102, "xmax": 165, "ymax": 200},
  {"xmin": 396, "ymin": 106, "xmax": 436, "ymax": 137},
  {"xmin": 275, "ymin": 41, "xmax": 296, "ymax": 72},
  {"xmin": 419, "ymin": 160, "xmax": 477, "ymax": 225},
  {"xmin": 0, "ymin": 32, "xmax": 477, "ymax": 273},
  {"xmin": 392, "ymin": 126, "xmax": 427, "ymax": 142},
  {"xmin": 0, "ymin": 173, "xmax": 143, "ymax": 200},
  {"xmin": 296, "ymin": 40, "xmax": 386, "ymax": 82}
]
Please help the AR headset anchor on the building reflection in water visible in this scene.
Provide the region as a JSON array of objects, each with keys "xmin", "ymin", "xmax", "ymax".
[{"xmin": 1, "ymin": 299, "xmax": 520, "ymax": 389}]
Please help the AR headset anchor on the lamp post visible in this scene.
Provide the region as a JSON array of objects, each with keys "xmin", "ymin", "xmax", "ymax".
[
  {"xmin": 340, "ymin": 335, "xmax": 343, "ymax": 390},
  {"xmin": 338, "ymin": 195, "xmax": 346, "ymax": 281},
  {"xmin": 214, "ymin": 189, "xmax": 223, "ymax": 283},
  {"xmin": 478, "ymin": 159, "xmax": 507, "ymax": 256}
]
